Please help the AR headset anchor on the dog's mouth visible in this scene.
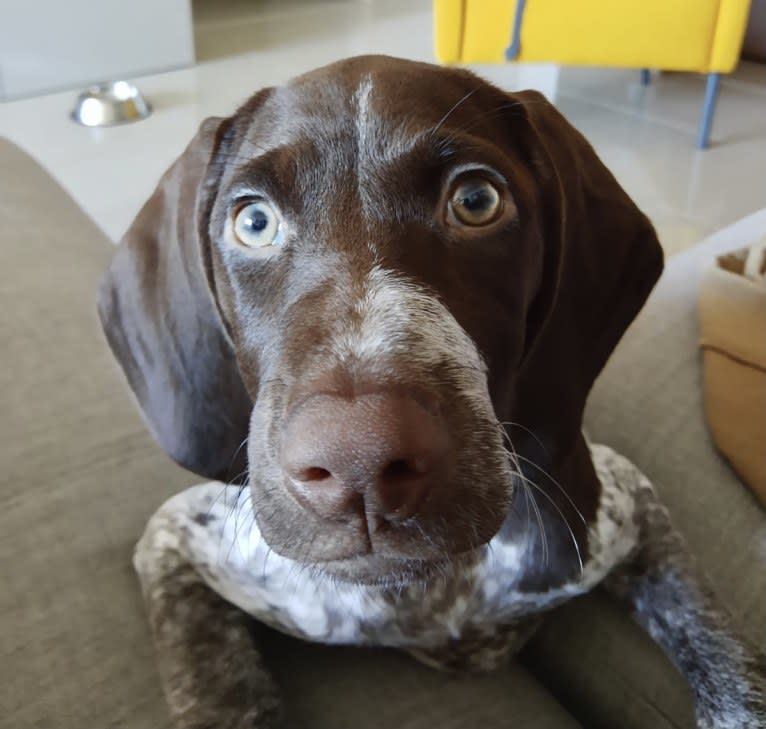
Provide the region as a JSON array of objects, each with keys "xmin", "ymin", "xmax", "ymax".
[
  {"xmin": 306, "ymin": 549, "xmax": 483, "ymax": 588},
  {"xmin": 248, "ymin": 465, "xmax": 510, "ymax": 585}
]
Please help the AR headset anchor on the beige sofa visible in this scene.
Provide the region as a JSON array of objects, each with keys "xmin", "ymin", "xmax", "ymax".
[{"xmin": 1, "ymin": 137, "xmax": 764, "ymax": 729}]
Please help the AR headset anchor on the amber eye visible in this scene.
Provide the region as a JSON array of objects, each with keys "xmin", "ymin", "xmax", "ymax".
[{"xmin": 449, "ymin": 178, "xmax": 502, "ymax": 226}]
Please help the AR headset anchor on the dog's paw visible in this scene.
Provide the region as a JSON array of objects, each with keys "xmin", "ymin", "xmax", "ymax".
[
  {"xmin": 696, "ymin": 663, "xmax": 766, "ymax": 729},
  {"xmin": 697, "ymin": 709, "xmax": 766, "ymax": 729}
]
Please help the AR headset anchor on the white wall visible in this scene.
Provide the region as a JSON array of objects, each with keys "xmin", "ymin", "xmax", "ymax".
[{"xmin": 0, "ymin": 0, "xmax": 194, "ymax": 100}]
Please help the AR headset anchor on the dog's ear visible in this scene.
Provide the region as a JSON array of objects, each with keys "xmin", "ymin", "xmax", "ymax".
[
  {"xmin": 510, "ymin": 91, "xmax": 664, "ymax": 462},
  {"xmin": 97, "ymin": 117, "xmax": 252, "ymax": 481}
]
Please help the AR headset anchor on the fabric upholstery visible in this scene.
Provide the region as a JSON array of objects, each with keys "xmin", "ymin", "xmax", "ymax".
[
  {"xmin": 261, "ymin": 633, "xmax": 581, "ymax": 729},
  {"xmin": 521, "ymin": 208, "xmax": 766, "ymax": 729},
  {"xmin": 0, "ymin": 138, "xmax": 194, "ymax": 728},
  {"xmin": 0, "ymin": 138, "xmax": 579, "ymax": 729}
]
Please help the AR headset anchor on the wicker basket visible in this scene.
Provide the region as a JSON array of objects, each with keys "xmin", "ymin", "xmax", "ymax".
[{"xmin": 699, "ymin": 241, "xmax": 766, "ymax": 506}]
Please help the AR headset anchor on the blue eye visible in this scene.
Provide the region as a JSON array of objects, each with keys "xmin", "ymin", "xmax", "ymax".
[{"xmin": 233, "ymin": 201, "xmax": 281, "ymax": 248}]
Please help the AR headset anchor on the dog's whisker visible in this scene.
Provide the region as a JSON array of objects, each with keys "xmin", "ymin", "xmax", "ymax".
[
  {"xmin": 523, "ymin": 477, "xmax": 584, "ymax": 576},
  {"xmin": 206, "ymin": 481, "xmax": 236, "ymax": 521},
  {"xmin": 430, "ymin": 87, "xmax": 481, "ymax": 138},
  {"xmin": 520, "ymin": 479, "xmax": 548, "ymax": 567},
  {"xmin": 224, "ymin": 491, "xmax": 254, "ymax": 565},
  {"xmin": 500, "ymin": 420, "xmax": 551, "ymax": 457},
  {"xmin": 501, "ymin": 436, "xmax": 584, "ymax": 575},
  {"xmin": 501, "ymin": 430, "xmax": 550, "ymax": 567},
  {"xmin": 512, "ymin": 452, "xmax": 588, "ymax": 527},
  {"xmin": 437, "ymin": 98, "xmax": 551, "ymax": 150},
  {"xmin": 262, "ymin": 545, "xmax": 272, "ymax": 581},
  {"xmin": 500, "ymin": 423, "xmax": 586, "ymax": 573},
  {"xmin": 227, "ymin": 435, "xmax": 250, "ymax": 473}
]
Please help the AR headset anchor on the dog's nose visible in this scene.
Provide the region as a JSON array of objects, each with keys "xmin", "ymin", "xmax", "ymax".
[{"xmin": 281, "ymin": 391, "xmax": 449, "ymax": 525}]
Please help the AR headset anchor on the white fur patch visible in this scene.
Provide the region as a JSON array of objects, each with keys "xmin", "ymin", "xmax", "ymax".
[
  {"xmin": 331, "ymin": 265, "xmax": 485, "ymax": 377},
  {"xmin": 353, "ymin": 74, "xmax": 425, "ymax": 220},
  {"xmin": 581, "ymin": 443, "xmax": 642, "ymax": 585},
  {"xmin": 354, "ymin": 74, "xmax": 374, "ymax": 158},
  {"xmin": 134, "ymin": 443, "xmax": 647, "ymax": 654}
]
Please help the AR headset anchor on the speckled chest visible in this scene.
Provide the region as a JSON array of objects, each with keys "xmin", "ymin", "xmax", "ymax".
[{"xmin": 141, "ymin": 444, "xmax": 643, "ymax": 673}]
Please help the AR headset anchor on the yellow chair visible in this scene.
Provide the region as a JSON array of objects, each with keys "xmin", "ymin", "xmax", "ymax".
[{"xmin": 433, "ymin": 0, "xmax": 752, "ymax": 148}]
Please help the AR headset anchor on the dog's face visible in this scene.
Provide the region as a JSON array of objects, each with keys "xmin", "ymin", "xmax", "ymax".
[
  {"xmin": 207, "ymin": 60, "xmax": 539, "ymax": 580},
  {"xmin": 99, "ymin": 56, "xmax": 662, "ymax": 585}
]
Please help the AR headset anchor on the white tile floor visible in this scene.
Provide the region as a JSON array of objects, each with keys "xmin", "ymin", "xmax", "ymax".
[{"xmin": 1, "ymin": 0, "xmax": 765, "ymax": 253}]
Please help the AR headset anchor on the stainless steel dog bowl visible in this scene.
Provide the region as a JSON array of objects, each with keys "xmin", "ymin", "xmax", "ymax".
[{"xmin": 71, "ymin": 81, "xmax": 151, "ymax": 127}]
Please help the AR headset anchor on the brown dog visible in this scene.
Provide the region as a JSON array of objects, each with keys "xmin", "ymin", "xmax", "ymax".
[{"xmin": 98, "ymin": 56, "xmax": 765, "ymax": 729}]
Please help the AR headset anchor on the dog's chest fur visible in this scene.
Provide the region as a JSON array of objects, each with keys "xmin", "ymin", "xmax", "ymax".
[{"xmin": 136, "ymin": 444, "xmax": 643, "ymax": 673}]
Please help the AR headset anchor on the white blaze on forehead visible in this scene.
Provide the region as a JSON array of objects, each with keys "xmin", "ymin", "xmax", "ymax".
[
  {"xmin": 353, "ymin": 74, "xmax": 426, "ymax": 164},
  {"xmin": 352, "ymin": 74, "xmax": 427, "ymax": 220},
  {"xmin": 354, "ymin": 74, "xmax": 374, "ymax": 154}
]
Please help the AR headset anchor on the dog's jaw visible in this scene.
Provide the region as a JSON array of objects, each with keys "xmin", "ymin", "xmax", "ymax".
[{"xmin": 135, "ymin": 443, "xmax": 638, "ymax": 658}]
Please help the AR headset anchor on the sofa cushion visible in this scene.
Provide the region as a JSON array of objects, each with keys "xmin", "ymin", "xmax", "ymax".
[
  {"xmin": 261, "ymin": 632, "xmax": 582, "ymax": 729},
  {"xmin": 522, "ymin": 208, "xmax": 766, "ymax": 729},
  {"xmin": 0, "ymin": 138, "xmax": 580, "ymax": 729},
  {"xmin": 0, "ymin": 138, "xmax": 197, "ymax": 728}
]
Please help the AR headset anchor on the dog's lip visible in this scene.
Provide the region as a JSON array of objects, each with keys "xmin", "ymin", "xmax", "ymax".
[
  {"xmin": 319, "ymin": 558, "xmax": 451, "ymax": 587},
  {"xmin": 308, "ymin": 545, "xmax": 485, "ymax": 587}
]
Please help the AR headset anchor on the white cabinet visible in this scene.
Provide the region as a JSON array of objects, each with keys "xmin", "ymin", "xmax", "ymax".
[{"xmin": 0, "ymin": 0, "xmax": 194, "ymax": 100}]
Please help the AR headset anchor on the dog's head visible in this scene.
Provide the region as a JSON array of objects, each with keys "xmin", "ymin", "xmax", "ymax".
[{"xmin": 98, "ymin": 56, "xmax": 662, "ymax": 584}]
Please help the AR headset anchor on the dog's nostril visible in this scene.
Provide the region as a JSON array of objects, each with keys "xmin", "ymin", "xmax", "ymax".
[
  {"xmin": 381, "ymin": 458, "xmax": 424, "ymax": 482},
  {"xmin": 297, "ymin": 466, "xmax": 332, "ymax": 482}
]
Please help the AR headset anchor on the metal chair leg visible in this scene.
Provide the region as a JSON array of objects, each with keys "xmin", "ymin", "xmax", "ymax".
[
  {"xmin": 505, "ymin": 0, "xmax": 527, "ymax": 60},
  {"xmin": 696, "ymin": 73, "xmax": 720, "ymax": 150},
  {"xmin": 640, "ymin": 68, "xmax": 651, "ymax": 85}
]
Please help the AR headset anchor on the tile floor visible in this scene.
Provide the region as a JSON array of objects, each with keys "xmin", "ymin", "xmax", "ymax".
[{"xmin": 1, "ymin": 0, "xmax": 764, "ymax": 253}]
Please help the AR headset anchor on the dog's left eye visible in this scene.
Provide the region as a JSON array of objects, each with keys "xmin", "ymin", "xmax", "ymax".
[
  {"xmin": 449, "ymin": 178, "xmax": 502, "ymax": 226},
  {"xmin": 232, "ymin": 201, "xmax": 281, "ymax": 248}
]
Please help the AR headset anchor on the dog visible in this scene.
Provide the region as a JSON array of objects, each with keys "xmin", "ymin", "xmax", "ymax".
[{"xmin": 97, "ymin": 56, "xmax": 765, "ymax": 728}]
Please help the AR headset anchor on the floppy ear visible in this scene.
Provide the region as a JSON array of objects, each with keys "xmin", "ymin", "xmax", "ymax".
[
  {"xmin": 511, "ymin": 91, "xmax": 664, "ymax": 463},
  {"xmin": 97, "ymin": 117, "xmax": 252, "ymax": 481}
]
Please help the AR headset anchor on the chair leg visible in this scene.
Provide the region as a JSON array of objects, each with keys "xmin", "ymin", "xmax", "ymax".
[
  {"xmin": 505, "ymin": 0, "xmax": 527, "ymax": 60},
  {"xmin": 640, "ymin": 68, "xmax": 651, "ymax": 85},
  {"xmin": 696, "ymin": 73, "xmax": 720, "ymax": 150}
]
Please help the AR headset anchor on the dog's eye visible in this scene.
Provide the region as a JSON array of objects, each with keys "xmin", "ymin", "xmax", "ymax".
[
  {"xmin": 449, "ymin": 179, "xmax": 502, "ymax": 226},
  {"xmin": 233, "ymin": 201, "xmax": 281, "ymax": 248}
]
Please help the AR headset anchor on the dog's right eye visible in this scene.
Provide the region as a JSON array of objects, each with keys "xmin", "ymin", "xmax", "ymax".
[{"xmin": 232, "ymin": 201, "xmax": 281, "ymax": 248}]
